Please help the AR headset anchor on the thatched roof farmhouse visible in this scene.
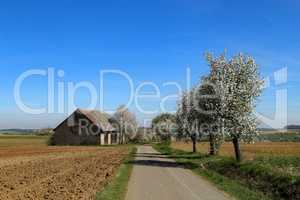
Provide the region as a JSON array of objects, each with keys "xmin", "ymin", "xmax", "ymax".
[{"xmin": 52, "ymin": 109, "xmax": 121, "ymax": 145}]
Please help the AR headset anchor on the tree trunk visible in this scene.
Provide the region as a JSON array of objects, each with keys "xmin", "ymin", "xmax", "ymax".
[
  {"xmin": 232, "ymin": 137, "xmax": 242, "ymax": 162},
  {"xmin": 191, "ymin": 134, "xmax": 197, "ymax": 153},
  {"xmin": 209, "ymin": 134, "xmax": 216, "ymax": 155},
  {"xmin": 120, "ymin": 131, "xmax": 124, "ymax": 144}
]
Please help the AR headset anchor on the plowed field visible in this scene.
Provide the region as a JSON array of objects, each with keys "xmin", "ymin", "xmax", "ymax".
[{"xmin": 0, "ymin": 145, "xmax": 129, "ymax": 200}]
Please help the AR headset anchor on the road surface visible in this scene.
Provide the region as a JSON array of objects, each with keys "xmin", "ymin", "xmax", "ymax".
[{"xmin": 125, "ymin": 145, "xmax": 233, "ymax": 200}]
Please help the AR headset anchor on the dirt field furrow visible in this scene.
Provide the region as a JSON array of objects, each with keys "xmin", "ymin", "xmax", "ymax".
[{"xmin": 0, "ymin": 146, "xmax": 129, "ymax": 200}]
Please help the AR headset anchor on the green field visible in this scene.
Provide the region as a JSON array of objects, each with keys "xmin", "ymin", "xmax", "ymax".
[
  {"xmin": 0, "ymin": 135, "xmax": 49, "ymax": 147},
  {"xmin": 258, "ymin": 131, "xmax": 300, "ymax": 142}
]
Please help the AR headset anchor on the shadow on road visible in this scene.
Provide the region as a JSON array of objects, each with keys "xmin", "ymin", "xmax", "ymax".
[
  {"xmin": 127, "ymin": 159, "xmax": 185, "ymax": 168},
  {"xmin": 134, "ymin": 153, "xmax": 203, "ymax": 160},
  {"xmin": 127, "ymin": 153, "xmax": 200, "ymax": 169}
]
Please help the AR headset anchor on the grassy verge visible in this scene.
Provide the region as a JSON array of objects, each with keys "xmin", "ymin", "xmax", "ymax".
[
  {"xmin": 96, "ymin": 146, "xmax": 137, "ymax": 200},
  {"xmin": 153, "ymin": 143, "xmax": 273, "ymax": 200}
]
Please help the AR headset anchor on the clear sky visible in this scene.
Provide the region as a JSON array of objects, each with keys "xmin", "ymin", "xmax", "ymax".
[{"xmin": 0, "ymin": 0, "xmax": 299, "ymax": 129}]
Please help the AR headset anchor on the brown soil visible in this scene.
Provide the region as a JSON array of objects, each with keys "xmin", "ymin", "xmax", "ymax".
[
  {"xmin": 0, "ymin": 146, "xmax": 129, "ymax": 200},
  {"xmin": 172, "ymin": 142, "xmax": 300, "ymax": 159}
]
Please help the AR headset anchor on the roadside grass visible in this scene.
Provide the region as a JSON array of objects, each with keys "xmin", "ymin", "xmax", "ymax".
[
  {"xmin": 96, "ymin": 146, "xmax": 137, "ymax": 200},
  {"xmin": 153, "ymin": 143, "xmax": 300, "ymax": 200},
  {"xmin": 254, "ymin": 155, "xmax": 300, "ymax": 176}
]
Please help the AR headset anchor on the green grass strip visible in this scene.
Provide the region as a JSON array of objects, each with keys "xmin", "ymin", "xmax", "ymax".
[{"xmin": 153, "ymin": 143, "xmax": 271, "ymax": 200}]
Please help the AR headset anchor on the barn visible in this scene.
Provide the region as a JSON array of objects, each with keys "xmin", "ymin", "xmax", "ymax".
[{"xmin": 52, "ymin": 109, "xmax": 121, "ymax": 145}]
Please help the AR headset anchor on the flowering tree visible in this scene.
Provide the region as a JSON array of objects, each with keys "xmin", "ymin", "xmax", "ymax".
[
  {"xmin": 152, "ymin": 113, "xmax": 176, "ymax": 142},
  {"xmin": 206, "ymin": 53, "xmax": 264, "ymax": 161},
  {"xmin": 176, "ymin": 89, "xmax": 202, "ymax": 153},
  {"xmin": 195, "ymin": 77, "xmax": 223, "ymax": 155},
  {"xmin": 175, "ymin": 92, "xmax": 188, "ymax": 141},
  {"xmin": 176, "ymin": 80, "xmax": 220, "ymax": 153},
  {"xmin": 114, "ymin": 105, "xmax": 138, "ymax": 144}
]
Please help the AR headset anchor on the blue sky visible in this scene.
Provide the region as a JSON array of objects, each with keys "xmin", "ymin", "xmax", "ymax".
[{"xmin": 0, "ymin": 0, "xmax": 299, "ymax": 128}]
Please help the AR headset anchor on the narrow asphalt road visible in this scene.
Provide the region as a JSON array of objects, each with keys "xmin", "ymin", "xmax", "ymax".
[{"xmin": 125, "ymin": 145, "xmax": 233, "ymax": 200}]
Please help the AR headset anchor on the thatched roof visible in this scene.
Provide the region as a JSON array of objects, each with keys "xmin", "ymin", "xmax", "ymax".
[
  {"xmin": 54, "ymin": 108, "xmax": 116, "ymax": 132},
  {"xmin": 77, "ymin": 109, "xmax": 116, "ymax": 132}
]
